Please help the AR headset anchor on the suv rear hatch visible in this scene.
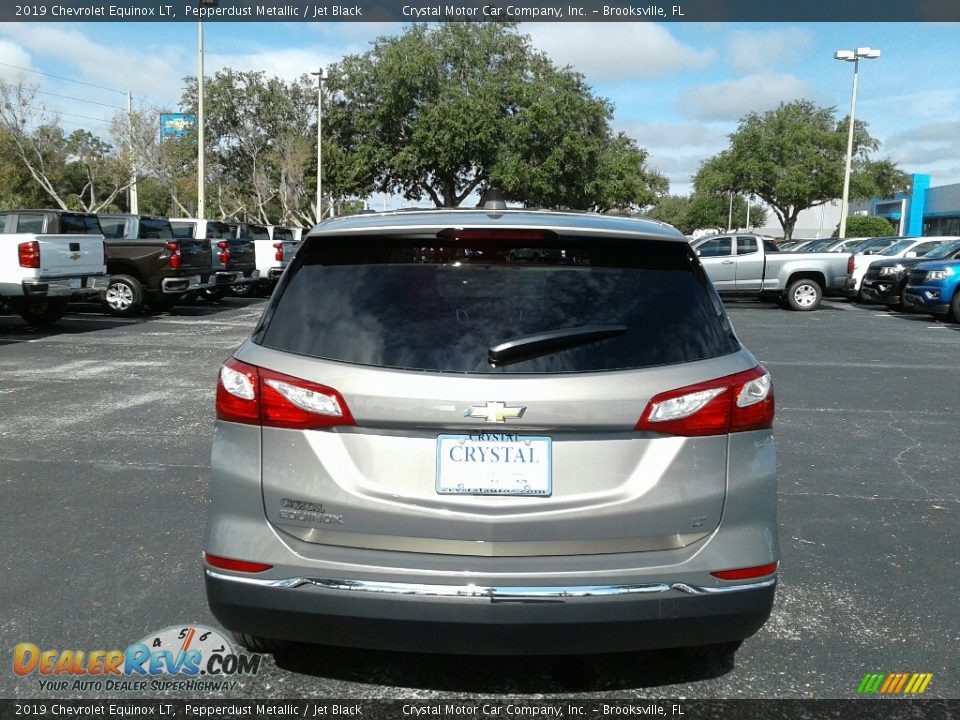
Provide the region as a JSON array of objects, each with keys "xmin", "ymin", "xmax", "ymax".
[{"xmin": 236, "ymin": 229, "xmax": 762, "ymax": 558}]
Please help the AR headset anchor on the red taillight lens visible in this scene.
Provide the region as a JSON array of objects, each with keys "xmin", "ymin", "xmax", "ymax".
[
  {"xmin": 204, "ymin": 553, "xmax": 272, "ymax": 573},
  {"xmin": 635, "ymin": 366, "xmax": 774, "ymax": 437},
  {"xmin": 847, "ymin": 255, "xmax": 854, "ymax": 274},
  {"xmin": 273, "ymin": 242, "xmax": 284, "ymax": 262},
  {"xmin": 215, "ymin": 357, "xmax": 355, "ymax": 430},
  {"xmin": 18, "ymin": 240, "xmax": 40, "ymax": 268},
  {"xmin": 711, "ymin": 562, "xmax": 778, "ymax": 581},
  {"xmin": 165, "ymin": 241, "xmax": 181, "ymax": 270}
]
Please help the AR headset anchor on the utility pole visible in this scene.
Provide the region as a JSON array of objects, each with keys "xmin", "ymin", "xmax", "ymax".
[
  {"xmin": 310, "ymin": 67, "xmax": 324, "ymax": 223},
  {"xmin": 127, "ymin": 91, "xmax": 138, "ymax": 214}
]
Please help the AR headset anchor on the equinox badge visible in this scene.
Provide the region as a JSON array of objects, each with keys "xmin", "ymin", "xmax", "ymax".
[{"xmin": 464, "ymin": 401, "xmax": 526, "ymax": 423}]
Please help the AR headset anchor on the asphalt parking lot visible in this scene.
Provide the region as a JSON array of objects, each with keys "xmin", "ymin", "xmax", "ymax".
[{"xmin": 1, "ymin": 297, "xmax": 958, "ymax": 699}]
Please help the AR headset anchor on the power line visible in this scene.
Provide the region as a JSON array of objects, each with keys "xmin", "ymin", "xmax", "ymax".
[
  {"xmin": 31, "ymin": 87, "xmax": 125, "ymax": 111},
  {"xmin": 0, "ymin": 60, "xmax": 126, "ymax": 96},
  {"xmin": 57, "ymin": 110, "xmax": 112, "ymax": 125}
]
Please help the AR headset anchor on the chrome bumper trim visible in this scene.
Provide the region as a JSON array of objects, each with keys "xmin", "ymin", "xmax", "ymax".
[{"xmin": 205, "ymin": 569, "xmax": 776, "ymax": 598}]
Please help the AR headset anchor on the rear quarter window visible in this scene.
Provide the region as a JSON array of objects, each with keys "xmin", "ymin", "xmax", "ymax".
[{"xmin": 256, "ymin": 233, "xmax": 739, "ymax": 374}]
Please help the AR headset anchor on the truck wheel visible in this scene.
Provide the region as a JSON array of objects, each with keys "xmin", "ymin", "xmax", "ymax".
[
  {"xmin": 949, "ymin": 292, "xmax": 960, "ymax": 323},
  {"xmin": 16, "ymin": 298, "xmax": 67, "ymax": 327},
  {"xmin": 898, "ymin": 284, "xmax": 912, "ymax": 312},
  {"xmin": 103, "ymin": 274, "xmax": 144, "ymax": 317},
  {"xmin": 785, "ymin": 279, "xmax": 822, "ymax": 311},
  {"xmin": 202, "ymin": 287, "xmax": 229, "ymax": 301},
  {"xmin": 230, "ymin": 282, "xmax": 256, "ymax": 297}
]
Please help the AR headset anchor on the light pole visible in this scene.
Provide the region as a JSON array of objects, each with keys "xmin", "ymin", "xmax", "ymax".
[
  {"xmin": 835, "ymin": 46, "xmax": 880, "ymax": 238},
  {"xmin": 310, "ymin": 67, "xmax": 326, "ymax": 222},
  {"xmin": 197, "ymin": 0, "xmax": 218, "ymax": 218}
]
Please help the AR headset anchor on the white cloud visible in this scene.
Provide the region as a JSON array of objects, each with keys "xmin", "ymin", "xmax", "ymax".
[
  {"xmin": 205, "ymin": 48, "xmax": 337, "ymax": 83},
  {"xmin": 678, "ymin": 73, "xmax": 817, "ymax": 122},
  {"xmin": 0, "ymin": 38, "xmax": 33, "ymax": 81},
  {"xmin": 625, "ymin": 121, "xmax": 727, "ymax": 150},
  {"xmin": 727, "ymin": 28, "xmax": 815, "ymax": 75},
  {"xmin": 525, "ymin": 23, "xmax": 715, "ymax": 82},
  {"xmin": 884, "ymin": 120, "xmax": 960, "ymax": 182}
]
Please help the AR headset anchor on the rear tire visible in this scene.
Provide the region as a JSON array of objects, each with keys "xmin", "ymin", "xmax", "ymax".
[
  {"xmin": 103, "ymin": 274, "xmax": 144, "ymax": 317},
  {"xmin": 202, "ymin": 287, "xmax": 229, "ymax": 301},
  {"xmin": 785, "ymin": 278, "xmax": 822, "ymax": 311},
  {"xmin": 16, "ymin": 298, "xmax": 67, "ymax": 327},
  {"xmin": 897, "ymin": 284, "xmax": 911, "ymax": 312},
  {"xmin": 232, "ymin": 633, "xmax": 292, "ymax": 654},
  {"xmin": 230, "ymin": 282, "xmax": 256, "ymax": 298}
]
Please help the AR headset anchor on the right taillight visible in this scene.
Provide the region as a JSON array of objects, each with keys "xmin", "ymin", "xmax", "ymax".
[
  {"xmin": 217, "ymin": 240, "xmax": 230, "ymax": 265},
  {"xmin": 273, "ymin": 242, "xmax": 284, "ymax": 262},
  {"xmin": 635, "ymin": 366, "xmax": 774, "ymax": 437},
  {"xmin": 216, "ymin": 357, "xmax": 355, "ymax": 430},
  {"xmin": 847, "ymin": 255, "xmax": 855, "ymax": 274},
  {"xmin": 18, "ymin": 240, "xmax": 40, "ymax": 268}
]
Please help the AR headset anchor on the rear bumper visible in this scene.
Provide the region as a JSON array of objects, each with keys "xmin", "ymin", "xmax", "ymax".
[
  {"xmin": 214, "ymin": 269, "xmax": 261, "ymax": 286},
  {"xmin": 205, "ymin": 570, "xmax": 776, "ymax": 655},
  {"xmin": 22, "ymin": 275, "xmax": 107, "ymax": 298},
  {"xmin": 160, "ymin": 274, "xmax": 213, "ymax": 294},
  {"xmin": 859, "ymin": 280, "xmax": 901, "ymax": 305}
]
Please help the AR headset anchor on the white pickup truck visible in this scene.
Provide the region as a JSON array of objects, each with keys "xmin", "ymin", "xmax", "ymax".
[
  {"xmin": 692, "ymin": 233, "xmax": 852, "ymax": 311},
  {"xmin": 0, "ymin": 209, "xmax": 108, "ymax": 326}
]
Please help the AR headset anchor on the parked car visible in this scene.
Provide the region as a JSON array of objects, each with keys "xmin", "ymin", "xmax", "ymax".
[
  {"xmin": 692, "ymin": 233, "xmax": 852, "ymax": 310},
  {"xmin": 861, "ymin": 238, "xmax": 960, "ymax": 308},
  {"xmin": 843, "ymin": 236, "xmax": 914, "ymax": 299},
  {"xmin": 847, "ymin": 237, "xmax": 948, "ymax": 301},
  {"xmin": 0, "ymin": 209, "xmax": 107, "ymax": 326},
  {"xmin": 823, "ymin": 237, "xmax": 869, "ymax": 253},
  {"xmin": 170, "ymin": 219, "xmax": 259, "ymax": 300},
  {"xmin": 204, "ymin": 205, "xmax": 779, "ymax": 658},
  {"xmin": 228, "ymin": 223, "xmax": 295, "ymax": 294},
  {"xmin": 795, "ymin": 238, "xmax": 836, "ymax": 253},
  {"xmin": 98, "ymin": 214, "xmax": 213, "ymax": 316},
  {"xmin": 903, "ymin": 256, "xmax": 960, "ymax": 321}
]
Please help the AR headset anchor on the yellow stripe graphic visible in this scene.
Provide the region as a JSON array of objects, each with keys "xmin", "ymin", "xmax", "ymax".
[
  {"xmin": 904, "ymin": 674, "xmax": 920, "ymax": 693},
  {"xmin": 917, "ymin": 674, "xmax": 933, "ymax": 694}
]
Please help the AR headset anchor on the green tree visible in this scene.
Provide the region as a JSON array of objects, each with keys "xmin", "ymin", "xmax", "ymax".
[
  {"xmin": 698, "ymin": 100, "xmax": 908, "ymax": 241},
  {"xmin": 325, "ymin": 23, "xmax": 664, "ymax": 210},
  {"xmin": 832, "ymin": 215, "xmax": 894, "ymax": 238}
]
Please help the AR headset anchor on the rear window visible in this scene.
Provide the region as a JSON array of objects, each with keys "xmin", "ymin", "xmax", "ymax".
[
  {"xmin": 256, "ymin": 234, "xmax": 739, "ymax": 374},
  {"xmin": 250, "ymin": 225, "xmax": 271, "ymax": 241},
  {"xmin": 138, "ymin": 218, "xmax": 173, "ymax": 239},
  {"xmin": 170, "ymin": 221, "xmax": 196, "ymax": 239},
  {"xmin": 61, "ymin": 213, "xmax": 102, "ymax": 235},
  {"xmin": 273, "ymin": 227, "xmax": 294, "ymax": 242},
  {"xmin": 208, "ymin": 221, "xmax": 233, "ymax": 240},
  {"xmin": 16, "ymin": 215, "xmax": 44, "ymax": 233},
  {"xmin": 99, "ymin": 218, "xmax": 127, "ymax": 239}
]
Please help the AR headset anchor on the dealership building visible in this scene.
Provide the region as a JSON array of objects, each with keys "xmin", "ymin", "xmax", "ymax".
[{"xmin": 851, "ymin": 173, "xmax": 960, "ymax": 237}]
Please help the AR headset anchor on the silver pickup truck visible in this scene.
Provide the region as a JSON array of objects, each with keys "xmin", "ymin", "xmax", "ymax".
[{"xmin": 692, "ymin": 234, "xmax": 852, "ymax": 311}]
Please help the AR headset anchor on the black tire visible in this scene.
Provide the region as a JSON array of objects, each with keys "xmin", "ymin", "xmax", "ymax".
[
  {"xmin": 785, "ymin": 278, "xmax": 822, "ymax": 311},
  {"xmin": 232, "ymin": 633, "xmax": 292, "ymax": 654},
  {"xmin": 949, "ymin": 291, "xmax": 960, "ymax": 323},
  {"xmin": 202, "ymin": 286, "xmax": 229, "ymax": 301},
  {"xmin": 230, "ymin": 282, "xmax": 256, "ymax": 298},
  {"xmin": 897, "ymin": 284, "xmax": 912, "ymax": 312},
  {"xmin": 16, "ymin": 298, "xmax": 67, "ymax": 327},
  {"xmin": 103, "ymin": 274, "xmax": 144, "ymax": 317}
]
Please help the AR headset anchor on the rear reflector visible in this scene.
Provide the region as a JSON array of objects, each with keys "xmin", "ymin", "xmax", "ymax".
[
  {"xmin": 204, "ymin": 553, "xmax": 272, "ymax": 573},
  {"xmin": 711, "ymin": 562, "xmax": 778, "ymax": 580},
  {"xmin": 635, "ymin": 365, "xmax": 774, "ymax": 436},
  {"xmin": 216, "ymin": 357, "xmax": 355, "ymax": 430}
]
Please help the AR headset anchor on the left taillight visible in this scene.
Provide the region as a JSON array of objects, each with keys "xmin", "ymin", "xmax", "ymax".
[
  {"xmin": 165, "ymin": 241, "xmax": 181, "ymax": 270},
  {"xmin": 217, "ymin": 240, "xmax": 230, "ymax": 265},
  {"xmin": 273, "ymin": 242, "xmax": 284, "ymax": 262},
  {"xmin": 18, "ymin": 240, "xmax": 40, "ymax": 268},
  {"xmin": 216, "ymin": 357, "xmax": 355, "ymax": 430},
  {"xmin": 635, "ymin": 366, "xmax": 774, "ymax": 437}
]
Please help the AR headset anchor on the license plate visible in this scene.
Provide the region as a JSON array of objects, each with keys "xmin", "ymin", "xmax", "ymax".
[
  {"xmin": 188, "ymin": 275, "xmax": 202, "ymax": 287},
  {"xmin": 436, "ymin": 434, "xmax": 552, "ymax": 497},
  {"xmin": 69, "ymin": 278, "xmax": 81, "ymax": 290}
]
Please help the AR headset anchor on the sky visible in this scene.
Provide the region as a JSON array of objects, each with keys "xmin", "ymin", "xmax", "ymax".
[{"xmin": 0, "ymin": 20, "xmax": 957, "ymax": 207}]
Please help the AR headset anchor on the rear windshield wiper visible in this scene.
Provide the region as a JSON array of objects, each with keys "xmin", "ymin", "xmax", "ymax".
[{"xmin": 488, "ymin": 325, "xmax": 627, "ymax": 367}]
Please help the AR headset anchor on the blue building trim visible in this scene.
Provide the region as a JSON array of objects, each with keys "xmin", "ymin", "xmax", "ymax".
[{"xmin": 907, "ymin": 174, "xmax": 930, "ymax": 236}]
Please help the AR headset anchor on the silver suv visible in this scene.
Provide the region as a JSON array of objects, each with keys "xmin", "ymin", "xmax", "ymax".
[{"xmin": 204, "ymin": 208, "xmax": 778, "ymax": 658}]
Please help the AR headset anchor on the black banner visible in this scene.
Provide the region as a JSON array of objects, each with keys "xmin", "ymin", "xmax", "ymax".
[
  {"xmin": 2, "ymin": 0, "xmax": 960, "ymax": 23},
  {"xmin": 0, "ymin": 700, "xmax": 958, "ymax": 720}
]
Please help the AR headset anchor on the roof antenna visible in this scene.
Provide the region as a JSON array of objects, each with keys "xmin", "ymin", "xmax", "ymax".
[{"xmin": 479, "ymin": 187, "xmax": 507, "ymax": 211}]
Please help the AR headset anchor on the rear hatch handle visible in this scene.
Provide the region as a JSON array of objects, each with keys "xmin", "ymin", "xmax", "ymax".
[{"xmin": 488, "ymin": 325, "xmax": 627, "ymax": 367}]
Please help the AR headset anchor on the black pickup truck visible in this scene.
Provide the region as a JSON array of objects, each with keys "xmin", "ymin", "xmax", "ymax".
[
  {"xmin": 97, "ymin": 214, "xmax": 213, "ymax": 316},
  {"xmin": 170, "ymin": 218, "xmax": 259, "ymax": 300}
]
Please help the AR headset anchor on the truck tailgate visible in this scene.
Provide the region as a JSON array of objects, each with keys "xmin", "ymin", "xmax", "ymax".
[
  {"xmin": 177, "ymin": 239, "xmax": 213, "ymax": 274},
  {"xmin": 28, "ymin": 234, "xmax": 105, "ymax": 277}
]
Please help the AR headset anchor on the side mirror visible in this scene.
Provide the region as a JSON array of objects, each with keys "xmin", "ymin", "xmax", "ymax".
[{"xmin": 904, "ymin": 251, "xmax": 917, "ymax": 258}]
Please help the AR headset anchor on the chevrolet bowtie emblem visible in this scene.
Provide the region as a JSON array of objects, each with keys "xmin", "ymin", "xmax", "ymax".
[{"xmin": 464, "ymin": 401, "xmax": 526, "ymax": 423}]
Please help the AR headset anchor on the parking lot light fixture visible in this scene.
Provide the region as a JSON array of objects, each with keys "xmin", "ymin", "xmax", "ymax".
[{"xmin": 835, "ymin": 46, "xmax": 881, "ymax": 239}]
